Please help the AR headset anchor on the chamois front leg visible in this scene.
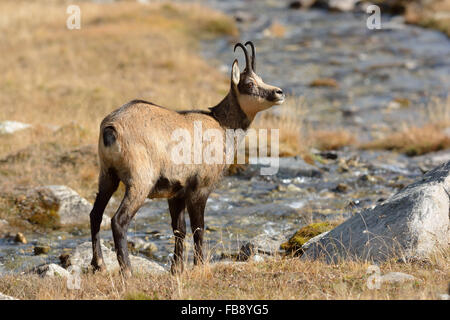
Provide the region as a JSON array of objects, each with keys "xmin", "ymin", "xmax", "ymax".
[
  {"xmin": 90, "ymin": 170, "xmax": 119, "ymax": 272},
  {"xmin": 187, "ymin": 192, "xmax": 208, "ymax": 266},
  {"xmin": 111, "ymin": 184, "xmax": 148, "ymax": 278},
  {"xmin": 168, "ymin": 196, "xmax": 186, "ymax": 274}
]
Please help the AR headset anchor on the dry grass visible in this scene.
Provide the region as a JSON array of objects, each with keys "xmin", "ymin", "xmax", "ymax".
[
  {"xmin": 0, "ymin": 0, "xmax": 237, "ymax": 204},
  {"xmin": 252, "ymin": 97, "xmax": 308, "ymax": 157},
  {"xmin": 363, "ymin": 97, "xmax": 450, "ymax": 156},
  {"xmin": 309, "ymin": 78, "xmax": 339, "ymax": 88},
  {"xmin": 0, "ymin": 247, "xmax": 448, "ymax": 300},
  {"xmin": 309, "ymin": 130, "xmax": 356, "ymax": 151},
  {"xmin": 405, "ymin": 0, "xmax": 450, "ymax": 36}
]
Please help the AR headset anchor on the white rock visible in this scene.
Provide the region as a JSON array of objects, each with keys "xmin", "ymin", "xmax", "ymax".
[
  {"xmin": 32, "ymin": 185, "xmax": 110, "ymax": 228},
  {"xmin": 380, "ymin": 272, "xmax": 415, "ymax": 284},
  {"xmin": 128, "ymin": 237, "xmax": 158, "ymax": 253},
  {"xmin": 0, "ymin": 292, "xmax": 18, "ymax": 300},
  {"xmin": 246, "ymin": 234, "xmax": 285, "ymax": 256},
  {"xmin": 251, "ymin": 254, "xmax": 265, "ymax": 262},
  {"xmin": 328, "ymin": 0, "xmax": 358, "ymax": 11},
  {"xmin": 302, "ymin": 161, "xmax": 450, "ymax": 263},
  {"xmin": 69, "ymin": 241, "xmax": 166, "ymax": 274},
  {"xmin": 0, "ymin": 121, "xmax": 30, "ymax": 134},
  {"xmin": 36, "ymin": 263, "xmax": 71, "ymax": 278}
]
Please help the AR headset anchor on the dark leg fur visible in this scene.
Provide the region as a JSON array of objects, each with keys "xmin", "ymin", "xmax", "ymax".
[
  {"xmin": 186, "ymin": 192, "xmax": 208, "ymax": 266},
  {"xmin": 168, "ymin": 196, "xmax": 186, "ymax": 274},
  {"xmin": 111, "ymin": 184, "xmax": 148, "ymax": 278},
  {"xmin": 90, "ymin": 170, "xmax": 119, "ymax": 271}
]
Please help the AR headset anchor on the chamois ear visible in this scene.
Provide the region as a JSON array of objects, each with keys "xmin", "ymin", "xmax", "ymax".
[{"xmin": 231, "ymin": 59, "xmax": 240, "ymax": 86}]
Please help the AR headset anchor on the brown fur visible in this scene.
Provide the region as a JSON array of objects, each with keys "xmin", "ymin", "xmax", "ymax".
[{"xmin": 90, "ymin": 42, "xmax": 284, "ymax": 276}]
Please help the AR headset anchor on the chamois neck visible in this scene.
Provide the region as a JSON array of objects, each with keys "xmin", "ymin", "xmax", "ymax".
[{"xmin": 209, "ymin": 91, "xmax": 251, "ymax": 130}]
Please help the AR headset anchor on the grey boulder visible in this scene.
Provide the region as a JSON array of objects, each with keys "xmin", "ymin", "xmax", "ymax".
[{"xmin": 302, "ymin": 161, "xmax": 450, "ymax": 263}]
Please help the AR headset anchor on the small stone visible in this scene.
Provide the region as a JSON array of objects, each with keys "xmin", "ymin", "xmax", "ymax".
[
  {"xmin": 288, "ymin": 0, "xmax": 315, "ymax": 9},
  {"xmin": 338, "ymin": 159, "xmax": 349, "ymax": 172},
  {"xmin": 289, "ymin": 1, "xmax": 302, "ymax": 9},
  {"xmin": 34, "ymin": 245, "xmax": 50, "ymax": 255},
  {"xmin": 233, "ymin": 11, "xmax": 255, "ymax": 23},
  {"xmin": 34, "ymin": 263, "xmax": 70, "ymax": 278},
  {"xmin": 318, "ymin": 151, "xmax": 338, "ymax": 160},
  {"xmin": 287, "ymin": 184, "xmax": 302, "ymax": 192},
  {"xmin": 14, "ymin": 232, "xmax": 27, "ymax": 244},
  {"xmin": 333, "ymin": 183, "xmax": 349, "ymax": 193},
  {"xmin": 359, "ymin": 174, "xmax": 378, "ymax": 183},
  {"xmin": 0, "ymin": 292, "xmax": 18, "ymax": 300}
]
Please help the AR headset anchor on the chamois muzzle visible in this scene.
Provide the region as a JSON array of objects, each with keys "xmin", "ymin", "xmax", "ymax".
[{"xmin": 271, "ymin": 88, "xmax": 285, "ymax": 105}]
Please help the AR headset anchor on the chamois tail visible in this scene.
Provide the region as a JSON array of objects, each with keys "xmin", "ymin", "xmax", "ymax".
[{"xmin": 102, "ymin": 126, "xmax": 117, "ymax": 147}]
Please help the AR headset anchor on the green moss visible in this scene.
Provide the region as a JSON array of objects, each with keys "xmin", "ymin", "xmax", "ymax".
[
  {"xmin": 28, "ymin": 207, "xmax": 60, "ymax": 229},
  {"xmin": 5, "ymin": 191, "xmax": 61, "ymax": 229},
  {"xmin": 281, "ymin": 222, "xmax": 338, "ymax": 255}
]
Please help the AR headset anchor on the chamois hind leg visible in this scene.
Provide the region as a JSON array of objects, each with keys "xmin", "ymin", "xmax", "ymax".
[
  {"xmin": 111, "ymin": 182, "xmax": 150, "ymax": 278},
  {"xmin": 168, "ymin": 196, "xmax": 186, "ymax": 274},
  {"xmin": 90, "ymin": 169, "xmax": 119, "ymax": 272},
  {"xmin": 186, "ymin": 191, "xmax": 209, "ymax": 266}
]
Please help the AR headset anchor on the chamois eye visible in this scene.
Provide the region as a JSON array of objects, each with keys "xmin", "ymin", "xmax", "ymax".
[{"xmin": 246, "ymin": 82, "xmax": 254, "ymax": 89}]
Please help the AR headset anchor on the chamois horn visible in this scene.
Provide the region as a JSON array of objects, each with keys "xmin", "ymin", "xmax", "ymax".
[
  {"xmin": 244, "ymin": 41, "xmax": 255, "ymax": 71},
  {"xmin": 233, "ymin": 42, "xmax": 251, "ymax": 72}
]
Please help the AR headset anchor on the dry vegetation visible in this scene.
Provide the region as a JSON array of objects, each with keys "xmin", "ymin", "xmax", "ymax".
[
  {"xmin": 253, "ymin": 97, "xmax": 308, "ymax": 157},
  {"xmin": 363, "ymin": 97, "xmax": 450, "ymax": 156},
  {"xmin": 405, "ymin": 0, "xmax": 450, "ymax": 36},
  {"xmin": 0, "ymin": 247, "xmax": 448, "ymax": 300},
  {"xmin": 0, "ymin": 0, "xmax": 237, "ymax": 208}
]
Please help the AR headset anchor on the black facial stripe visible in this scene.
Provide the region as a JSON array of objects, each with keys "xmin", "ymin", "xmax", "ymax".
[
  {"xmin": 258, "ymin": 87, "xmax": 274, "ymax": 100},
  {"xmin": 237, "ymin": 81, "xmax": 277, "ymax": 101}
]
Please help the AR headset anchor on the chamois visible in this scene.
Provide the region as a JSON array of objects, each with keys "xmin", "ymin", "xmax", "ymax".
[{"xmin": 90, "ymin": 41, "xmax": 285, "ymax": 276}]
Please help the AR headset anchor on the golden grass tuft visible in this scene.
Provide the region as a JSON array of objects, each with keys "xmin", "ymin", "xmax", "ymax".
[
  {"xmin": 363, "ymin": 97, "xmax": 450, "ymax": 156},
  {"xmin": 405, "ymin": 0, "xmax": 450, "ymax": 36},
  {"xmin": 309, "ymin": 78, "xmax": 339, "ymax": 88},
  {"xmin": 364, "ymin": 124, "xmax": 450, "ymax": 156},
  {"xmin": 310, "ymin": 129, "xmax": 356, "ymax": 151}
]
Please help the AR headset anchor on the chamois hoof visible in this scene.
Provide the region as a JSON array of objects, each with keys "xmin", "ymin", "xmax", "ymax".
[
  {"xmin": 90, "ymin": 259, "xmax": 106, "ymax": 273},
  {"xmin": 119, "ymin": 268, "xmax": 133, "ymax": 279},
  {"xmin": 170, "ymin": 262, "xmax": 184, "ymax": 275}
]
